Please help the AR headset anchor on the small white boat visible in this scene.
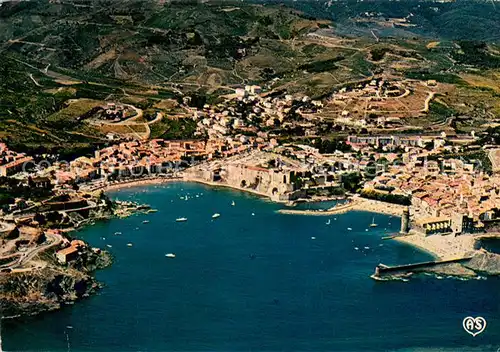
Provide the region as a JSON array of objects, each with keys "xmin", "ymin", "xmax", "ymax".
[
  {"xmin": 212, "ymin": 213, "xmax": 221, "ymax": 219},
  {"xmin": 176, "ymin": 217, "xmax": 188, "ymax": 222},
  {"xmin": 347, "ymin": 227, "xmax": 352, "ymax": 231},
  {"xmin": 354, "ymin": 247, "xmax": 359, "ymax": 250},
  {"xmin": 369, "ymin": 217, "xmax": 378, "ymax": 228},
  {"xmin": 127, "ymin": 243, "xmax": 133, "ymax": 247},
  {"xmin": 326, "ymin": 219, "xmax": 331, "ymax": 225},
  {"xmin": 334, "ymin": 218, "xmax": 337, "ymax": 220},
  {"xmin": 365, "ymin": 229, "xmax": 369, "ymax": 232},
  {"xmin": 114, "ymin": 232, "xmax": 122, "ymax": 235},
  {"xmin": 364, "ymin": 246, "xmax": 370, "ymax": 249},
  {"xmin": 165, "ymin": 253, "xmax": 176, "ymax": 258},
  {"xmin": 142, "ymin": 220, "xmax": 150, "ymax": 224},
  {"xmin": 311, "ymin": 236, "xmax": 316, "ymax": 240},
  {"xmin": 106, "ymin": 244, "xmax": 112, "ymax": 248},
  {"xmin": 231, "ymin": 201, "xmax": 235, "ymax": 206},
  {"xmin": 251, "ymin": 213, "xmax": 255, "ymax": 216}
]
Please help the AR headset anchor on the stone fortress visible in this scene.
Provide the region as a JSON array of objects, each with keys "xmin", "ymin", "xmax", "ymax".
[
  {"xmin": 185, "ymin": 151, "xmax": 315, "ymax": 202},
  {"xmin": 224, "ymin": 163, "xmax": 306, "ymax": 202}
]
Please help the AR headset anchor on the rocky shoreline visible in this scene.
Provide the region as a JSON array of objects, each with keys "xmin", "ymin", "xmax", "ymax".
[
  {"xmin": 2, "ymin": 179, "xmax": 500, "ymax": 320},
  {"xmin": 0, "ymin": 193, "xmax": 149, "ymax": 320},
  {"xmin": 388, "ymin": 233, "xmax": 500, "ymax": 280},
  {"xmin": 1, "ymin": 248, "xmax": 112, "ymax": 319}
]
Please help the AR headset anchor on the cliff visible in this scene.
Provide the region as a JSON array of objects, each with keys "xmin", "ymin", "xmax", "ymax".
[{"xmin": 0, "ymin": 250, "xmax": 112, "ymax": 318}]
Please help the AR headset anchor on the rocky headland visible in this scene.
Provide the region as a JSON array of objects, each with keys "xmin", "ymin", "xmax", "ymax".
[{"xmin": 1, "ymin": 248, "xmax": 112, "ymax": 319}]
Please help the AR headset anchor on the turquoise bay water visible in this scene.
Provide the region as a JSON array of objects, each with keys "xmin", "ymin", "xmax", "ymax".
[{"xmin": 4, "ymin": 183, "xmax": 500, "ymax": 351}]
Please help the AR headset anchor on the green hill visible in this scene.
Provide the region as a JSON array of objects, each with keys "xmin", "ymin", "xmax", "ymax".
[{"xmin": 0, "ymin": 0, "xmax": 332, "ymax": 152}]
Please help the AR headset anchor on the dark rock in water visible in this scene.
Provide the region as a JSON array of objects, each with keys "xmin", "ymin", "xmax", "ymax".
[
  {"xmin": 422, "ymin": 263, "xmax": 476, "ymax": 278},
  {"xmin": 465, "ymin": 252, "xmax": 500, "ymax": 275}
]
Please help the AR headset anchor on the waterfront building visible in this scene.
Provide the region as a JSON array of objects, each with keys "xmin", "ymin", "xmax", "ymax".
[
  {"xmin": 56, "ymin": 246, "xmax": 79, "ymax": 264},
  {"xmin": 414, "ymin": 216, "xmax": 452, "ymax": 235}
]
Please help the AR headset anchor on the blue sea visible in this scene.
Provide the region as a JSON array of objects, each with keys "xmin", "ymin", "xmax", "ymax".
[{"xmin": 3, "ymin": 183, "xmax": 500, "ymax": 351}]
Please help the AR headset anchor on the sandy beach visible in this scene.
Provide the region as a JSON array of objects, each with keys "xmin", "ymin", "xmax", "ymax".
[
  {"xmin": 87, "ymin": 177, "xmax": 181, "ymax": 192},
  {"xmin": 87, "ymin": 175, "xmax": 273, "ymax": 200},
  {"xmin": 183, "ymin": 177, "xmax": 273, "ymax": 200},
  {"xmin": 93, "ymin": 176, "xmax": 406, "ymax": 219},
  {"xmin": 350, "ymin": 197, "xmax": 406, "ymax": 216},
  {"xmin": 394, "ymin": 233, "xmax": 478, "ymax": 260}
]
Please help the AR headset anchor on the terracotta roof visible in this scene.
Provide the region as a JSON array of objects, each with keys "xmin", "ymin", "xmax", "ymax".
[{"xmin": 57, "ymin": 246, "xmax": 78, "ymax": 256}]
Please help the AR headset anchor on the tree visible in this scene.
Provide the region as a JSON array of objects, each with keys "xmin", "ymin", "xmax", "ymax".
[
  {"xmin": 341, "ymin": 172, "xmax": 362, "ymax": 192},
  {"xmin": 34, "ymin": 213, "xmax": 46, "ymax": 225}
]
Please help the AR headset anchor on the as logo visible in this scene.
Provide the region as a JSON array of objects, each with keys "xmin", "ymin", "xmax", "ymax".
[{"xmin": 463, "ymin": 316, "xmax": 487, "ymax": 337}]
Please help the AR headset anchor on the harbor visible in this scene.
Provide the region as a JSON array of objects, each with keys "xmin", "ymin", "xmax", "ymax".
[{"xmin": 5, "ymin": 182, "xmax": 500, "ymax": 351}]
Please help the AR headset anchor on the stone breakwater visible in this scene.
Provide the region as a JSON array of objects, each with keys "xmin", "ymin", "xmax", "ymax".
[
  {"xmin": 387, "ymin": 233, "xmax": 500, "ymax": 279},
  {"xmin": 278, "ymin": 197, "xmax": 406, "ymax": 217}
]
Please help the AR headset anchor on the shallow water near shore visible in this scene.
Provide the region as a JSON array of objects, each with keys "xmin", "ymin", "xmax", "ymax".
[{"xmin": 3, "ymin": 182, "xmax": 500, "ymax": 351}]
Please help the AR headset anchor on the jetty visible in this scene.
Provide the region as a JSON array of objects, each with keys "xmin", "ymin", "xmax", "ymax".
[
  {"xmin": 278, "ymin": 196, "xmax": 406, "ymax": 217},
  {"xmin": 371, "ymin": 256, "xmax": 474, "ymax": 280},
  {"xmin": 278, "ymin": 199, "xmax": 356, "ymax": 216}
]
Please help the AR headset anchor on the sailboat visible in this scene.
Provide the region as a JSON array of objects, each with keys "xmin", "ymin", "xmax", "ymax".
[
  {"xmin": 369, "ymin": 217, "xmax": 378, "ymax": 228},
  {"xmin": 231, "ymin": 201, "xmax": 236, "ymax": 206}
]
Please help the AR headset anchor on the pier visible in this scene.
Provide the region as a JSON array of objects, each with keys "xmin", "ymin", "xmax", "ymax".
[
  {"xmin": 371, "ymin": 256, "xmax": 474, "ymax": 280},
  {"xmin": 278, "ymin": 196, "xmax": 406, "ymax": 217}
]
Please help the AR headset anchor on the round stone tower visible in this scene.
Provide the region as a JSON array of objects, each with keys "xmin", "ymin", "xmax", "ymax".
[{"xmin": 400, "ymin": 207, "xmax": 410, "ymax": 234}]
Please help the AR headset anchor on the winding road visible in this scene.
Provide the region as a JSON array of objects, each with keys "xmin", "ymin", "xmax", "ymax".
[{"xmin": 0, "ymin": 233, "xmax": 63, "ymax": 272}]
